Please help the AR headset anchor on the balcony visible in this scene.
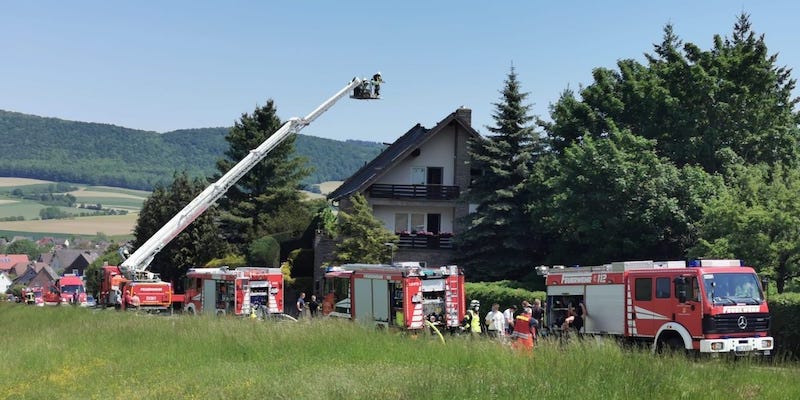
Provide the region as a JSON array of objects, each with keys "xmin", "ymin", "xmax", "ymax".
[
  {"xmin": 369, "ymin": 184, "xmax": 460, "ymax": 200},
  {"xmin": 396, "ymin": 232, "xmax": 454, "ymax": 249}
]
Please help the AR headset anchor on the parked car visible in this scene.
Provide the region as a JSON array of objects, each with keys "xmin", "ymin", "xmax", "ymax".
[{"xmin": 82, "ymin": 295, "xmax": 96, "ymax": 308}]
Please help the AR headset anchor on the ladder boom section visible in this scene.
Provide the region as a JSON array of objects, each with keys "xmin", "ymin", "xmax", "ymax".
[{"xmin": 120, "ymin": 77, "xmax": 368, "ymax": 277}]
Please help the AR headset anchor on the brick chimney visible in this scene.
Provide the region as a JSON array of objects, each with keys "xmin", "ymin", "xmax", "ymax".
[{"xmin": 455, "ymin": 106, "xmax": 472, "ymax": 126}]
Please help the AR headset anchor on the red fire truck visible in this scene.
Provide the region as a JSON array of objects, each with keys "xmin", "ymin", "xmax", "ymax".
[
  {"xmin": 99, "ymin": 265, "xmax": 174, "ymax": 311},
  {"xmin": 183, "ymin": 267, "xmax": 284, "ymax": 316},
  {"xmin": 57, "ymin": 274, "xmax": 88, "ymax": 306},
  {"xmin": 539, "ymin": 259, "xmax": 773, "ymax": 356},
  {"xmin": 322, "ymin": 263, "xmax": 466, "ymax": 331}
]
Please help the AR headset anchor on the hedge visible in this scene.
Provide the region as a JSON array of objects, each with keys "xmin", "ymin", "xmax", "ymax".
[
  {"xmin": 465, "ymin": 282, "xmax": 546, "ymax": 311},
  {"xmin": 769, "ymin": 292, "xmax": 800, "ymax": 360}
]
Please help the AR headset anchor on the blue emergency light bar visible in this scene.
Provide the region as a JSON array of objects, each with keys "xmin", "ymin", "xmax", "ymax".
[{"xmin": 688, "ymin": 259, "xmax": 744, "ymax": 267}]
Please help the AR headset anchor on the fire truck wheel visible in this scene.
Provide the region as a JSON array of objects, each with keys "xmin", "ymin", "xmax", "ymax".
[
  {"xmin": 657, "ymin": 336, "xmax": 685, "ymax": 355},
  {"xmin": 185, "ymin": 305, "xmax": 196, "ymax": 315}
]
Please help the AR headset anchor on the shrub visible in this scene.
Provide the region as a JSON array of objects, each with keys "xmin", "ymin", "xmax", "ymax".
[
  {"xmin": 465, "ymin": 282, "xmax": 546, "ymax": 310},
  {"xmin": 770, "ymin": 292, "xmax": 800, "ymax": 359}
]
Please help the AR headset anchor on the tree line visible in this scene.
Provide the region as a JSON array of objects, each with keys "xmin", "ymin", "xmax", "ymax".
[
  {"xmin": 0, "ymin": 112, "xmax": 382, "ymax": 191},
  {"xmin": 457, "ymin": 14, "xmax": 800, "ymax": 293}
]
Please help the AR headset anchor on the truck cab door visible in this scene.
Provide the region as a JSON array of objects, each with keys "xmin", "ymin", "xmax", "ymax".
[{"xmin": 672, "ymin": 276, "xmax": 703, "ymax": 344}]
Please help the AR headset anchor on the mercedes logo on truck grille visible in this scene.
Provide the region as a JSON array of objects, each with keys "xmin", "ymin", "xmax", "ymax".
[{"xmin": 738, "ymin": 315, "xmax": 748, "ymax": 330}]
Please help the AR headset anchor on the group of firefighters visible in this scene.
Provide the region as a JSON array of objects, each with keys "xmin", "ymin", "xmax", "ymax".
[{"xmin": 459, "ymin": 299, "xmax": 549, "ymax": 352}]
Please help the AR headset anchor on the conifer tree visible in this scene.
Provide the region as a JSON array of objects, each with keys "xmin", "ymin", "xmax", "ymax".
[
  {"xmin": 455, "ymin": 68, "xmax": 543, "ymax": 280},
  {"xmin": 334, "ymin": 193, "xmax": 398, "ymax": 264},
  {"xmin": 215, "ymin": 100, "xmax": 312, "ymax": 253}
]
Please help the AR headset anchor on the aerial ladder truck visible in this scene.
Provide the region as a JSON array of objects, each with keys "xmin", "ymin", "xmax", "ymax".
[{"xmin": 99, "ymin": 75, "xmax": 382, "ymax": 311}]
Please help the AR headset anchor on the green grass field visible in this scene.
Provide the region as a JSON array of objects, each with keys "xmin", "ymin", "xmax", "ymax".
[{"xmin": 0, "ymin": 304, "xmax": 797, "ymax": 400}]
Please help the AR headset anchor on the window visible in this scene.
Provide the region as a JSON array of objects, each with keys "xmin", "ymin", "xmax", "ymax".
[
  {"xmin": 635, "ymin": 278, "xmax": 652, "ymax": 301},
  {"xmin": 394, "ymin": 213, "xmax": 426, "ymax": 232},
  {"xmin": 394, "ymin": 214, "xmax": 408, "ymax": 232},
  {"xmin": 410, "ymin": 214, "xmax": 425, "ymax": 232},
  {"xmin": 411, "ymin": 167, "xmax": 426, "ymax": 185},
  {"xmin": 656, "ymin": 277, "xmax": 670, "ymax": 298},
  {"xmin": 427, "ymin": 167, "xmax": 443, "ymax": 185}
]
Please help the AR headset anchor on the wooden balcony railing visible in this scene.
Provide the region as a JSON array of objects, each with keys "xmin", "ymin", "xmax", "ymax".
[
  {"xmin": 369, "ymin": 184, "xmax": 460, "ymax": 200},
  {"xmin": 396, "ymin": 233, "xmax": 454, "ymax": 249}
]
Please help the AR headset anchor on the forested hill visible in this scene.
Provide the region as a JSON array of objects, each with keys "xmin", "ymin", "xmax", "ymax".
[{"xmin": 0, "ymin": 110, "xmax": 383, "ymax": 190}]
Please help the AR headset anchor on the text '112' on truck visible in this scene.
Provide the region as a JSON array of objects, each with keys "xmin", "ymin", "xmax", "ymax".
[{"xmin": 538, "ymin": 259, "xmax": 773, "ymax": 356}]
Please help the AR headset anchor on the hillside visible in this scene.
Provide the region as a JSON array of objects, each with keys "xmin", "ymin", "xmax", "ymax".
[{"xmin": 0, "ymin": 110, "xmax": 383, "ymax": 190}]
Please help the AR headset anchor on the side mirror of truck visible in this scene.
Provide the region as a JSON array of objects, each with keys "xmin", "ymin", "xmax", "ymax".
[{"xmin": 674, "ymin": 276, "xmax": 687, "ymax": 303}]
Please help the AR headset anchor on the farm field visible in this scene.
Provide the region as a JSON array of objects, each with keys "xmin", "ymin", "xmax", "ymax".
[
  {"xmin": 0, "ymin": 213, "xmax": 138, "ymax": 236},
  {"xmin": 0, "ymin": 303, "xmax": 797, "ymax": 399},
  {"xmin": 0, "ymin": 177, "xmax": 146, "ymax": 236}
]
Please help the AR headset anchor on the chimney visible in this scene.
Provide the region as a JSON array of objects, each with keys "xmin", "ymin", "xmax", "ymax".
[{"xmin": 455, "ymin": 106, "xmax": 471, "ymax": 126}]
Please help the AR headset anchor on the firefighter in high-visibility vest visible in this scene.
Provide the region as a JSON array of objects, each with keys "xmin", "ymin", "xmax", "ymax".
[
  {"xmin": 462, "ymin": 300, "xmax": 482, "ymax": 335},
  {"xmin": 511, "ymin": 307, "xmax": 537, "ymax": 352}
]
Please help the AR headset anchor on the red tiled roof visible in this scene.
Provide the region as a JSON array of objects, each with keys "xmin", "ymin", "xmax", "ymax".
[{"xmin": 0, "ymin": 254, "xmax": 30, "ymax": 272}]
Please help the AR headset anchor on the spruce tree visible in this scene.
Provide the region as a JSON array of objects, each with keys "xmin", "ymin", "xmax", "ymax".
[
  {"xmin": 455, "ymin": 68, "xmax": 543, "ymax": 280},
  {"xmin": 215, "ymin": 100, "xmax": 312, "ymax": 253}
]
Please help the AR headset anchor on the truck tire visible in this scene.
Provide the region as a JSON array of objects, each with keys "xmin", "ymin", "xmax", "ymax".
[{"xmin": 657, "ymin": 335, "xmax": 685, "ymax": 355}]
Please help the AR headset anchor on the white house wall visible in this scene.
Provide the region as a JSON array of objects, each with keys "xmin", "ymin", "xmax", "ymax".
[
  {"xmin": 376, "ymin": 125, "xmax": 457, "ymax": 185},
  {"xmin": 373, "ymin": 205, "xmax": 455, "ymax": 234}
]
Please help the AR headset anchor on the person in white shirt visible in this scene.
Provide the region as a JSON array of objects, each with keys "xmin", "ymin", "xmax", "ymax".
[
  {"xmin": 485, "ymin": 303, "xmax": 506, "ymax": 339},
  {"xmin": 503, "ymin": 304, "xmax": 517, "ymax": 335}
]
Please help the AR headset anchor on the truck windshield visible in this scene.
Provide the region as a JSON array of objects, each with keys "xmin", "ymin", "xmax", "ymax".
[
  {"xmin": 61, "ymin": 285, "xmax": 84, "ymax": 294},
  {"xmin": 702, "ymin": 272, "xmax": 763, "ymax": 305}
]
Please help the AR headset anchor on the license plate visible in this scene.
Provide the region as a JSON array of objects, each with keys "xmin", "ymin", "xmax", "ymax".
[
  {"xmin": 735, "ymin": 345, "xmax": 752, "ymax": 352},
  {"xmin": 146, "ymin": 296, "xmax": 157, "ymax": 301}
]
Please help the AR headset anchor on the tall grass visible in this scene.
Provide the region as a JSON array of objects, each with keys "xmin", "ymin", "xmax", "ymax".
[{"xmin": 1, "ymin": 303, "xmax": 797, "ymax": 400}]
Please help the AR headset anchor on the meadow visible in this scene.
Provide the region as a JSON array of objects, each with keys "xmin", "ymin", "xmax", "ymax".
[
  {"xmin": 1, "ymin": 303, "xmax": 797, "ymax": 400},
  {"xmin": 0, "ymin": 177, "xmax": 147, "ymax": 236}
]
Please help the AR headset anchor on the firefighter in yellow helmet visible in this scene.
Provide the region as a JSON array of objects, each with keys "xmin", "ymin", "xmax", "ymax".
[{"xmin": 462, "ymin": 300, "xmax": 483, "ymax": 336}]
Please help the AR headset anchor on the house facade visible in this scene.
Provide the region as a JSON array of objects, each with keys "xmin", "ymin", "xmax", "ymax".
[{"xmin": 316, "ymin": 108, "xmax": 478, "ymax": 286}]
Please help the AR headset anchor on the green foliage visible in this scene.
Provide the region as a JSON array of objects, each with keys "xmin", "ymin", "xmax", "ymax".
[
  {"xmin": 215, "ymin": 100, "xmax": 312, "ymax": 252},
  {"xmin": 38, "ymin": 206, "xmax": 70, "ymax": 220},
  {"xmin": 316, "ymin": 206, "xmax": 338, "ymax": 238},
  {"xmin": 692, "ymin": 164, "xmax": 800, "ymax": 293},
  {"xmin": 465, "ymin": 282, "xmax": 545, "ymax": 311},
  {"xmin": 6, "ymin": 284, "xmax": 25, "ymax": 297},
  {"xmin": 131, "ymin": 172, "xmax": 226, "ymax": 286},
  {"xmin": 205, "ymin": 253, "xmax": 247, "ymax": 268},
  {"xmin": 335, "ymin": 193, "xmax": 398, "ymax": 264},
  {"xmin": 247, "ymin": 236, "xmax": 281, "ymax": 268},
  {"xmin": 455, "ymin": 68, "xmax": 544, "ymax": 280},
  {"xmin": 84, "ymin": 244, "xmax": 123, "ymax": 297},
  {"xmin": 544, "ymin": 15, "xmax": 800, "ymax": 173},
  {"xmin": 0, "ymin": 110, "xmax": 382, "ymax": 191},
  {"xmin": 770, "ymin": 292, "xmax": 800, "ymax": 359},
  {"xmin": 543, "ymin": 130, "xmax": 723, "ymax": 265},
  {"xmin": 4, "ymin": 239, "xmax": 41, "ymax": 260}
]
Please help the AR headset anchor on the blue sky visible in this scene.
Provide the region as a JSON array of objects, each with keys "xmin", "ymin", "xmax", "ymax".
[{"xmin": 1, "ymin": 1, "xmax": 799, "ymax": 143}]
